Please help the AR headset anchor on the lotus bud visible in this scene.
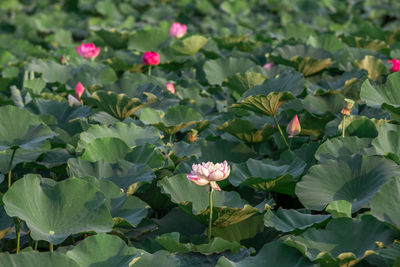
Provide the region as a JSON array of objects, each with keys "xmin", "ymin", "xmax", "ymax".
[
  {"xmin": 76, "ymin": 43, "xmax": 100, "ymax": 59},
  {"xmin": 188, "ymin": 129, "xmax": 198, "ymax": 142},
  {"xmin": 60, "ymin": 56, "xmax": 66, "ymax": 65},
  {"xmin": 169, "ymin": 22, "xmax": 187, "ymax": 39},
  {"xmin": 388, "ymin": 59, "xmax": 400, "ymax": 72},
  {"xmin": 142, "ymin": 51, "xmax": 160, "ymax": 65},
  {"xmin": 341, "ymin": 98, "xmax": 355, "ymax": 115},
  {"xmin": 166, "ymin": 83, "xmax": 175, "ymax": 94},
  {"xmin": 75, "ymin": 82, "xmax": 85, "ymax": 100},
  {"xmin": 287, "ymin": 115, "xmax": 301, "ymax": 138},
  {"xmin": 263, "ymin": 62, "xmax": 274, "ymax": 69}
]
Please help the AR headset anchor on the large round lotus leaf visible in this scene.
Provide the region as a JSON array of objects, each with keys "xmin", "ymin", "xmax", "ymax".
[
  {"xmin": 371, "ymin": 123, "xmax": 400, "ymax": 164},
  {"xmin": 344, "ymin": 117, "xmax": 378, "ymax": 138},
  {"xmin": 314, "ymin": 136, "xmax": 372, "ymax": 162},
  {"xmin": 68, "ymin": 158, "xmax": 155, "ymax": 190},
  {"xmin": 0, "ymin": 251, "xmax": 79, "ymax": 267},
  {"xmin": 71, "ymin": 63, "xmax": 118, "ymax": 87},
  {"xmin": 295, "ymin": 155, "xmax": 400, "ymax": 212},
  {"xmin": 223, "ymin": 72, "xmax": 266, "ymax": 98},
  {"xmin": 283, "ymin": 215, "xmax": 398, "ymax": 264},
  {"xmin": 229, "ymin": 156, "xmax": 306, "ymax": 195},
  {"xmin": 0, "ymin": 105, "xmax": 56, "ymax": 150},
  {"xmin": 302, "ymin": 93, "xmax": 344, "ymax": 115},
  {"xmin": 264, "ymin": 208, "xmax": 331, "ymax": 233},
  {"xmin": 124, "ymin": 143, "xmax": 164, "ymax": 169},
  {"xmin": 158, "ymin": 174, "xmax": 263, "ymax": 227},
  {"xmin": 203, "ymin": 57, "xmax": 255, "ymax": 85},
  {"xmin": 233, "ymin": 92, "xmax": 295, "ymax": 117},
  {"xmin": 94, "ymin": 28, "xmax": 132, "ymax": 49},
  {"xmin": 371, "ymin": 177, "xmax": 400, "ymax": 229},
  {"xmin": 171, "ymin": 35, "xmax": 209, "ymax": 56},
  {"xmin": 198, "ymin": 140, "xmax": 258, "ymax": 163},
  {"xmin": 66, "ymin": 234, "xmax": 141, "ymax": 267},
  {"xmin": 354, "ymin": 55, "xmax": 388, "ymax": 80},
  {"xmin": 81, "ymin": 176, "xmax": 149, "ymax": 227},
  {"xmin": 360, "ymin": 72, "xmax": 400, "ymax": 108},
  {"xmin": 76, "ymin": 122, "xmax": 161, "ymax": 152},
  {"xmin": 216, "ymin": 240, "xmax": 314, "ymax": 267},
  {"xmin": 3, "ymin": 174, "xmax": 113, "ymax": 245},
  {"xmin": 28, "ymin": 60, "xmax": 71, "ymax": 83},
  {"xmin": 128, "ymin": 27, "xmax": 169, "ymax": 52},
  {"xmin": 81, "ymin": 137, "xmax": 130, "ymax": 163},
  {"xmin": 307, "ymin": 34, "xmax": 345, "ymax": 53}
]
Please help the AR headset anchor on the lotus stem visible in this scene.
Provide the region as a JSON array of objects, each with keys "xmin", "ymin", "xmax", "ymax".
[
  {"xmin": 34, "ymin": 240, "xmax": 38, "ymax": 250},
  {"xmin": 273, "ymin": 115, "xmax": 289, "ymax": 149},
  {"xmin": 342, "ymin": 115, "xmax": 346, "ymax": 138},
  {"xmin": 7, "ymin": 148, "xmax": 17, "ymax": 189},
  {"xmin": 208, "ymin": 186, "xmax": 213, "ymax": 242},
  {"xmin": 14, "ymin": 218, "xmax": 20, "ymax": 254},
  {"xmin": 148, "ymin": 65, "xmax": 152, "ymax": 76},
  {"xmin": 169, "ymin": 134, "xmax": 173, "ymax": 144},
  {"xmin": 289, "ymin": 137, "xmax": 293, "ymax": 150},
  {"xmin": 49, "ymin": 242, "xmax": 54, "ymax": 252}
]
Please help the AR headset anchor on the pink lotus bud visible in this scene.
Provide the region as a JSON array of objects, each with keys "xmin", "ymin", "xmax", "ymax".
[
  {"xmin": 75, "ymin": 82, "xmax": 85, "ymax": 100},
  {"xmin": 388, "ymin": 59, "xmax": 400, "ymax": 72},
  {"xmin": 166, "ymin": 83, "xmax": 175, "ymax": 94},
  {"xmin": 287, "ymin": 115, "xmax": 301, "ymax": 138},
  {"xmin": 60, "ymin": 56, "xmax": 66, "ymax": 65},
  {"xmin": 142, "ymin": 51, "xmax": 160, "ymax": 65},
  {"xmin": 169, "ymin": 22, "xmax": 187, "ymax": 39},
  {"xmin": 186, "ymin": 161, "xmax": 230, "ymax": 191},
  {"xmin": 263, "ymin": 62, "xmax": 274, "ymax": 69},
  {"xmin": 76, "ymin": 43, "xmax": 100, "ymax": 59}
]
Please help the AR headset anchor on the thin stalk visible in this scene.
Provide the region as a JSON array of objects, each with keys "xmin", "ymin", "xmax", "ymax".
[
  {"xmin": 49, "ymin": 243, "xmax": 54, "ymax": 252},
  {"xmin": 7, "ymin": 148, "xmax": 17, "ymax": 189},
  {"xmin": 342, "ymin": 115, "xmax": 346, "ymax": 138},
  {"xmin": 148, "ymin": 65, "xmax": 152, "ymax": 76},
  {"xmin": 34, "ymin": 241, "xmax": 38, "ymax": 250},
  {"xmin": 14, "ymin": 218, "xmax": 20, "ymax": 254},
  {"xmin": 169, "ymin": 134, "xmax": 173, "ymax": 144},
  {"xmin": 288, "ymin": 138, "xmax": 293, "ymax": 150},
  {"xmin": 273, "ymin": 115, "xmax": 289, "ymax": 149},
  {"xmin": 208, "ymin": 186, "xmax": 213, "ymax": 242}
]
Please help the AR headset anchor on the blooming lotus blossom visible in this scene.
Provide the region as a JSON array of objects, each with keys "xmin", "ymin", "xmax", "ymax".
[
  {"xmin": 263, "ymin": 62, "xmax": 274, "ymax": 69},
  {"xmin": 388, "ymin": 59, "xmax": 400, "ymax": 72},
  {"xmin": 75, "ymin": 82, "xmax": 85, "ymax": 100},
  {"xmin": 166, "ymin": 83, "xmax": 175, "ymax": 94},
  {"xmin": 142, "ymin": 51, "xmax": 160, "ymax": 65},
  {"xmin": 287, "ymin": 115, "xmax": 301, "ymax": 138},
  {"xmin": 187, "ymin": 161, "xmax": 230, "ymax": 191},
  {"xmin": 76, "ymin": 43, "xmax": 100, "ymax": 59},
  {"xmin": 68, "ymin": 95, "xmax": 81, "ymax": 106},
  {"xmin": 169, "ymin": 22, "xmax": 187, "ymax": 39}
]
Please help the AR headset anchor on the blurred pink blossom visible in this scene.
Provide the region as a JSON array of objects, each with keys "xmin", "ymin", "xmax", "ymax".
[
  {"xmin": 166, "ymin": 83, "xmax": 175, "ymax": 94},
  {"xmin": 76, "ymin": 43, "xmax": 100, "ymax": 59},
  {"xmin": 263, "ymin": 62, "xmax": 274, "ymax": 69},
  {"xmin": 287, "ymin": 115, "xmax": 301, "ymax": 138},
  {"xmin": 169, "ymin": 22, "xmax": 187, "ymax": 38},
  {"xmin": 187, "ymin": 161, "xmax": 230, "ymax": 191},
  {"xmin": 388, "ymin": 59, "xmax": 400, "ymax": 72},
  {"xmin": 142, "ymin": 51, "xmax": 160, "ymax": 65}
]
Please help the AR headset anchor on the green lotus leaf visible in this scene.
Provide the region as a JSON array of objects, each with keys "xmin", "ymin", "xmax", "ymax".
[
  {"xmin": 155, "ymin": 232, "xmax": 243, "ymax": 254},
  {"xmin": 229, "ymin": 156, "xmax": 306, "ymax": 195},
  {"xmin": 81, "ymin": 137, "xmax": 130, "ymax": 163},
  {"xmin": 353, "ymin": 55, "xmax": 388, "ymax": 80},
  {"xmin": 203, "ymin": 57, "xmax": 256, "ymax": 85},
  {"xmin": 66, "ymin": 234, "xmax": 140, "ymax": 267},
  {"xmin": 283, "ymin": 215, "xmax": 398, "ymax": 265},
  {"xmin": 158, "ymin": 174, "xmax": 263, "ymax": 227},
  {"xmin": 68, "ymin": 158, "xmax": 155, "ymax": 190},
  {"xmin": 326, "ymin": 200, "xmax": 352, "ymax": 218},
  {"xmin": 217, "ymin": 118, "xmax": 275, "ymax": 143},
  {"xmin": 314, "ymin": 136, "xmax": 372, "ymax": 162},
  {"xmin": 76, "ymin": 122, "xmax": 162, "ymax": 152},
  {"xmin": 302, "ymin": 93, "xmax": 344, "ymax": 115},
  {"xmin": 28, "ymin": 60, "xmax": 71, "ymax": 83},
  {"xmin": 307, "ymin": 34, "xmax": 345, "ymax": 52},
  {"xmin": 264, "ymin": 208, "xmax": 330, "ymax": 233},
  {"xmin": 223, "ymin": 72, "xmax": 266, "ymax": 98},
  {"xmin": 128, "ymin": 27, "xmax": 169, "ymax": 52},
  {"xmin": 125, "ymin": 143, "xmax": 164, "ymax": 169},
  {"xmin": 371, "ymin": 123, "xmax": 400, "ymax": 164},
  {"xmin": 343, "ymin": 117, "xmax": 378, "ymax": 138},
  {"xmin": 71, "ymin": 63, "xmax": 118, "ymax": 87},
  {"xmin": 360, "ymin": 71, "xmax": 400, "ymax": 108},
  {"xmin": 81, "ymin": 177, "xmax": 149, "ymax": 227},
  {"xmin": 0, "ymin": 105, "xmax": 56, "ymax": 151},
  {"xmin": 94, "ymin": 27, "xmax": 133, "ymax": 49},
  {"xmin": 295, "ymin": 155, "xmax": 400, "ymax": 212},
  {"xmin": 0, "ymin": 251, "xmax": 80, "ymax": 267},
  {"xmin": 342, "ymin": 35, "xmax": 389, "ymax": 51},
  {"xmin": 216, "ymin": 240, "xmax": 314, "ymax": 267},
  {"xmin": 87, "ymin": 91, "xmax": 146, "ymax": 121},
  {"xmin": 171, "ymin": 35, "xmax": 209, "ymax": 56},
  {"xmin": 24, "ymin": 77, "xmax": 46, "ymax": 95},
  {"xmin": 233, "ymin": 92, "xmax": 295, "ymax": 117},
  {"xmin": 370, "ymin": 177, "xmax": 400, "ymax": 229},
  {"xmin": 198, "ymin": 140, "xmax": 258, "ymax": 163},
  {"xmin": 3, "ymin": 174, "xmax": 113, "ymax": 245}
]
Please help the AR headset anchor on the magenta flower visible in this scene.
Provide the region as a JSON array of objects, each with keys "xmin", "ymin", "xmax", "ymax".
[
  {"xmin": 75, "ymin": 82, "xmax": 85, "ymax": 100},
  {"xmin": 263, "ymin": 62, "xmax": 274, "ymax": 69},
  {"xmin": 169, "ymin": 22, "xmax": 187, "ymax": 39},
  {"xmin": 166, "ymin": 83, "xmax": 175, "ymax": 94},
  {"xmin": 388, "ymin": 59, "xmax": 400, "ymax": 72},
  {"xmin": 76, "ymin": 43, "xmax": 100, "ymax": 59},
  {"xmin": 142, "ymin": 51, "xmax": 160, "ymax": 65},
  {"xmin": 287, "ymin": 115, "xmax": 301, "ymax": 138},
  {"xmin": 187, "ymin": 161, "xmax": 230, "ymax": 191}
]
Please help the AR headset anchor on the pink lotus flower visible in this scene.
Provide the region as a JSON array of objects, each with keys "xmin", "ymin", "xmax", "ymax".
[
  {"xmin": 68, "ymin": 95, "xmax": 81, "ymax": 106},
  {"xmin": 166, "ymin": 83, "xmax": 175, "ymax": 94},
  {"xmin": 388, "ymin": 59, "xmax": 400, "ymax": 72},
  {"xmin": 187, "ymin": 161, "xmax": 230, "ymax": 191},
  {"xmin": 263, "ymin": 62, "xmax": 274, "ymax": 69},
  {"xmin": 142, "ymin": 51, "xmax": 160, "ymax": 65},
  {"xmin": 60, "ymin": 56, "xmax": 66, "ymax": 65},
  {"xmin": 287, "ymin": 115, "xmax": 301, "ymax": 138},
  {"xmin": 75, "ymin": 82, "xmax": 85, "ymax": 100},
  {"xmin": 76, "ymin": 43, "xmax": 100, "ymax": 59},
  {"xmin": 169, "ymin": 22, "xmax": 187, "ymax": 39}
]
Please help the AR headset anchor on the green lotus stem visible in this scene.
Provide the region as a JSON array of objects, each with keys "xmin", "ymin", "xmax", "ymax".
[
  {"xmin": 148, "ymin": 66, "xmax": 152, "ymax": 76},
  {"xmin": 169, "ymin": 134, "xmax": 173, "ymax": 144},
  {"xmin": 14, "ymin": 218, "xmax": 20, "ymax": 254},
  {"xmin": 50, "ymin": 242, "xmax": 54, "ymax": 252},
  {"xmin": 34, "ymin": 240, "xmax": 38, "ymax": 250},
  {"xmin": 273, "ymin": 115, "xmax": 289, "ymax": 149},
  {"xmin": 7, "ymin": 148, "xmax": 17, "ymax": 189},
  {"xmin": 342, "ymin": 115, "xmax": 346, "ymax": 138},
  {"xmin": 208, "ymin": 186, "xmax": 213, "ymax": 242},
  {"xmin": 289, "ymin": 137, "xmax": 293, "ymax": 150}
]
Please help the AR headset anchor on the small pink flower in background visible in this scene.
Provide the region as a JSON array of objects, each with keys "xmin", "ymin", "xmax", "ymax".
[
  {"xmin": 68, "ymin": 95, "xmax": 81, "ymax": 106},
  {"xmin": 287, "ymin": 115, "xmax": 301, "ymax": 138},
  {"xmin": 60, "ymin": 56, "xmax": 66, "ymax": 65},
  {"xmin": 263, "ymin": 62, "xmax": 274, "ymax": 69},
  {"xmin": 76, "ymin": 43, "xmax": 100, "ymax": 59},
  {"xmin": 388, "ymin": 59, "xmax": 400, "ymax": 72},
  {"xmin": 169, "ymin": 22, "xmax": 187, "ymax": 39},
  {"xmin": 166, "ymin": 83, "xmax": 175, "ymax": 94},
  {"xmin": 75, "ymin": 82, "xmax": 85, "ymax": 100},
  {"xmin": 187, "ymin": 161, "xmax": 230, "ymax": 191},
  {"xmin": 142, "ymin": 51, "xmax": 160, "ymax": 65}
]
